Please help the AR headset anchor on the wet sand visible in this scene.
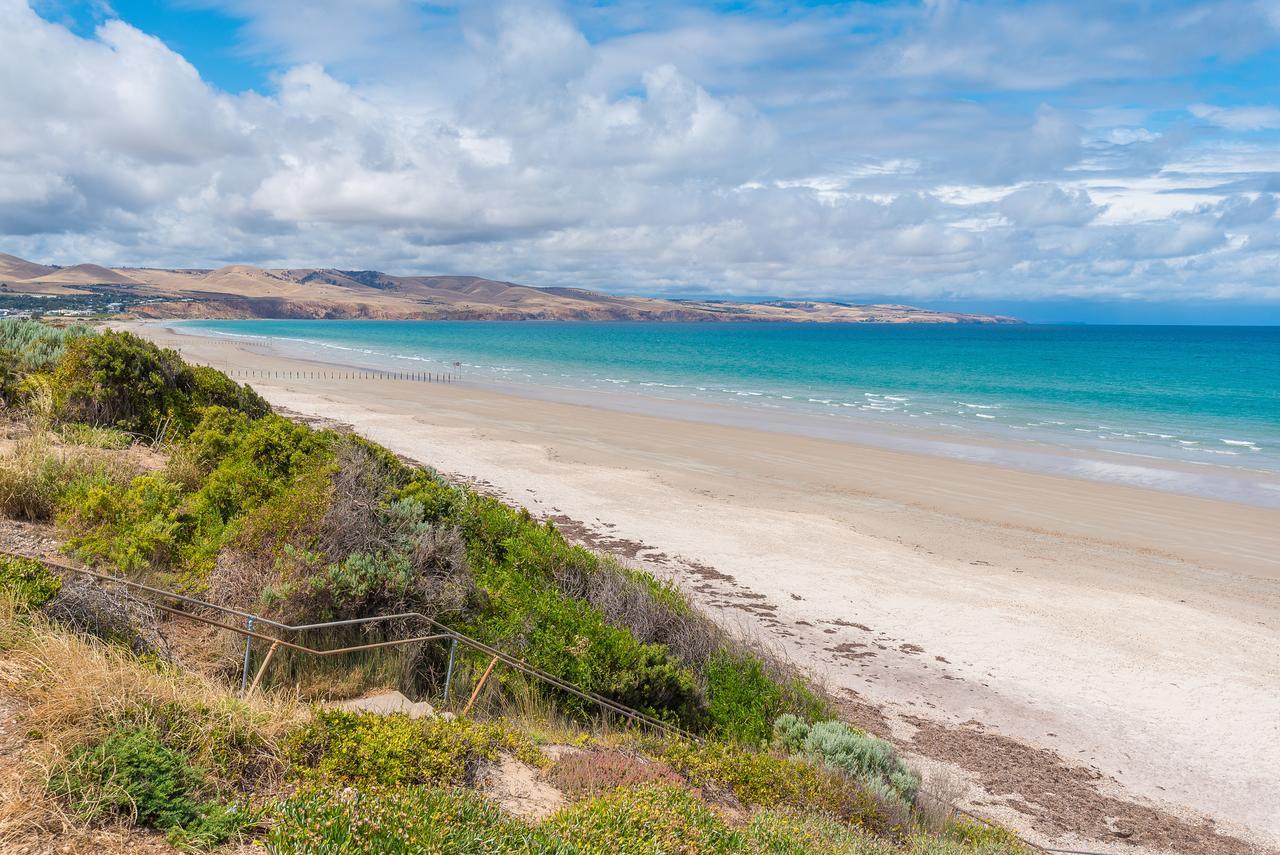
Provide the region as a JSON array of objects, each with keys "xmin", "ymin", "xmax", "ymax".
[{"xmin": 133, "ymin": 321, "xmax": 1280, "ymax": 852}]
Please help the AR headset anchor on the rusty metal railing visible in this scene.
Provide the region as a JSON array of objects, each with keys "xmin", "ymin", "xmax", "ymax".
[{"xmin": 12, "ymin": 554, "xmax": 694, "ymax": 741}]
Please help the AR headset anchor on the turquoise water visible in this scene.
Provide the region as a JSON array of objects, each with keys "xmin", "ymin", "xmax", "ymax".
[{"xmin": 181, "ymin": 320, "xmax": 1280, "ymax": 501}]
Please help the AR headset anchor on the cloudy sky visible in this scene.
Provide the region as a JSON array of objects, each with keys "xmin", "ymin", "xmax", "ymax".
[{"xmin": 3, "ymin": 0, "xmax": 1279, "ymax": 319}]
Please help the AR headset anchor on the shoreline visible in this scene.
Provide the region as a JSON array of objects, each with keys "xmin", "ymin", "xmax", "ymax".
[
  {"xmin": 130, "ymin": 320, "xmax": 1279, "ymax": 853},
  {"xmin": 173, "ymin": 319, "xmax": 1280, "ymax": 510}
]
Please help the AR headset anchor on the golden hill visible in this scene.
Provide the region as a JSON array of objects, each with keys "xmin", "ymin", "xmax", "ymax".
[{"xmin": 0, "ymin": 253, "xmax": 1021, "ymax": 323}]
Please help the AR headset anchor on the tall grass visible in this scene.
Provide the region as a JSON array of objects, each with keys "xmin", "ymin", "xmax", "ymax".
[
  {"xmin": 0, "ymin": 431, "xmax": 138, "ymax": 521},
  {"xmin": 0, "ymin": 596, "xmax": 301, "ymax": 797}
]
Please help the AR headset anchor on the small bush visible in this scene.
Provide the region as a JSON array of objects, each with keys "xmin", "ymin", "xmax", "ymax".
[
  {"xmin": 543, "ymin": 783, "xmax": 742, "ymax": 854},
  {"xmin": 0, "ymin": 318, "xmax": 89, "ymax": 371},
  {"xmin": 746, "ymin": 808, "xmax": 896, "ymax": 854},
  {"xmin": 42, "ymin": 579, "xmax": 170, "ymax": 656},
  {"xmin": 779, "ymin": 717, "xmax": 920, "ymax": 806},
  {"xmin": 548, "ymin": 748, "xmax": 683, "ymax": 798},
  {"xmin": 0, "ymin": 555, "xmax": 61, "ymax": 611},
  {"xmin": 773, "ymin": 713, "xmax": 811, "ymax": 752},
  {"xmin": 705, "ymin": 650, "xmax": 784, "ymax": 743},
  {"xmin": 943, "ymin": 817, "xmax": 1034, "ymax": 852},
  {"xmin": 267, "ymin": 786, "xmax": 534, "ymax": 854},
  {"xmin": 52, "ymin": 330, "xmax": 192, "ymax": 438},
  {"xmin": 52, "ymin": 725, "xmax": 251, "ymax": 849},
  {"xmin": 187, "ymin": 364, "xmax": 269, "ymax": 419},
  {"xmin": 59, "ymin": 473, "xmax": 184, "ymax": 572},
  {"xmin": 0, "ymin": 433, "xmax": 126, "ymax": 521},
  {"xmin": 283, "ymin": 709, "xmax": 543, "ymax": 788},
  {"xmin": 659, "ymin": 739, "xmax": 883, "ymax": 827}
]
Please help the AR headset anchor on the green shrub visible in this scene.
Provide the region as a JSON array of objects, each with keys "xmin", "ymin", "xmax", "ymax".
[
  {"xmin": 57, "ymin": 410, "xmax": 336, "ymax": 583},
  {"xmin": 52, "ymin": 330, "xmax": 193, "ymax": 437},
  {"xmin": 705, "ymin": 650, "xmax": 784, "ymax": 743},
  {"xmin": 283, "ymin": 709, "xmax": 543, "ymax": 788},
  {"xmin": 267, "ymin": 786, "xmax": 537, "ymax": 854},
  {"xmin": 185, "ymin": 413, "xmax": 333, "ymax": 525},
  {"xmin": 773, "ymin": 713, "xmax": 811, "ymax": 752},
  {"xmin": 109, "ymin": 696, "xmax": 284, "ymax": 788},
  {"xmin": 179, "ymin": 406, "xmax": 255, "ymax": 473},
  {"xmin": 468, "ymin": 554, "xmax": 704, "ymax": 725},
  {"xmin": 398, "ymin": 471, "xmax": 465, "ymax": 523},
  {"xmin": 51, "ymin": 330, "xmax": 265, "ymax": 439},
  {"xmin": 942, "ymin": 818, "xmax": 1034, "ymax": 853},
  {"xmin": 188, "ymin": 364, "xmax": 269, "ymax": 419},
  {"xmin": 53, "ymin": 725, "xmax": 251, "ymax": 849},
  {"xmin": 60, "ymin": 473, "xmax": 184, "ymax": 572},
  {"xmin": 746, "ymin": 808, "xmax": 896, "ymax": 854},
  {"xmin": 779, "ymin": 718, "xmax": 920, "ymax": 806},
  {"xmin": 543, "ymin": 784, "xmax": 743, "ymax": 854},
  {"xmin": 659, "ymin": 740, "xmax": 882, "ymax": 827},
  {"xmin": 0, "ymin": 555, "xmax": 62, "ymax": 610}
]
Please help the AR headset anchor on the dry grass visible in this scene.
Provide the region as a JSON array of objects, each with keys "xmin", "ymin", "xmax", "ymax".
[
  {"xmin": 0, "ymin": 428, "xmax": 146, "ymax": 522},
  {"xmin": 0, "ymin": 595, "xmax": 304, "ymax": 848}
]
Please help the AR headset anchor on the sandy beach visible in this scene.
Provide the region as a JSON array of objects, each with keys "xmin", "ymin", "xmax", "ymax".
[{"xmin": 131, "ymin": 322, "xmax": 1279, "ymax": 853}]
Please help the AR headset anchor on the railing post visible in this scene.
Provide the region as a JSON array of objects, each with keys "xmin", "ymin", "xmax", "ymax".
[
  {"xmin": 247, "ymin": 640, "xmax": 281, "ymax": 695},
  {"xmin": 240, "ymin": 616, "xmax": 255, "ymax": 695},
  {"xmin": 443, "ymin": 637, "xmax": 458, "ymax": 706},
  {"xmin": 463, "ymin": 655, "xmax": 500, "ymax": 717}
]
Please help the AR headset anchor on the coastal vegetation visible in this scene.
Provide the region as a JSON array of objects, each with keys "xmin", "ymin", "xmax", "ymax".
[{"xmin": 0, "ymin": 319, "xmax": 1030, "ymax": 853}]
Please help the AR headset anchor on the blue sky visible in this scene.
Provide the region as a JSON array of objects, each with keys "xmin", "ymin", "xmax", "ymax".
[{"xmin": 4, "ymin": 0, "xmax": 1280, "ymax": 321}]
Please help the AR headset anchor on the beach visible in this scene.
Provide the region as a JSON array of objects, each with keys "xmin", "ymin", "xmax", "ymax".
[{"xmin": 132, "ymin": 321, "xmax": 1280, "ymax": 852}]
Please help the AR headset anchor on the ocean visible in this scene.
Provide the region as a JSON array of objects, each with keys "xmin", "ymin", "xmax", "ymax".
[{"xmin": 179, "ymin": 320, "xmax": 1280, "ymax": 506}]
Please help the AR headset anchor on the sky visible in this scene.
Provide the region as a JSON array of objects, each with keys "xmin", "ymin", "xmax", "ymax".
[{"xmin": 3, "ymin": 0, "xmax": 1280, "ymax": 321}]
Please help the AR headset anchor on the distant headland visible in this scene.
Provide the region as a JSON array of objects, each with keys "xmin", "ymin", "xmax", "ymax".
[{"xmin": 0, "ymin": 252, "xmax": 1021, "ymax": 324}]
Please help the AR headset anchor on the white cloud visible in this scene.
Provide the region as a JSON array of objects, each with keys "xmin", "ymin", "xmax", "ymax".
[
  {"xmin": 1189, "ymin": 103, "xmax": 1280, "ymax": 131},
  {"xmin": 1, "ymin": 0, "xmax": 1279, "ymax": 305},
  {"xmin": 1000, "ymin": 184, "xmax": 1105, "ymax": 228}
]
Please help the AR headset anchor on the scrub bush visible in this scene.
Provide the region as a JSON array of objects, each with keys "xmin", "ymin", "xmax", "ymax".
[
  {"xmin": 60, "ymin": 473, "xmax": 184, "ymax": 572},
  {"xmin": 51, "ymin": 330, "xmax": 265, "ymax": 439},
  {"xmin": 267, "ymin": 786, "xmax": 536, "ymax": 854},
  {"xmin": 705, "ymin": 650, "xmax": 785, "ymax": 743},
  {"xmin": 0, "ymin": 318, "xmax": 89, "ymax": 371},
  {"xmin": 543, "ymin": 784, "xmax": 743, "ymax": 854},
  {"xmin": 0, "ymin": 555, "xmax": 62, "ymax": 611},
  {"xmin": 659, "ymin": 739, "xmax": 883, "ymax": 827},
  {"xmin": 52, "ymin": 725, "xmax": 253, "ymax": 849},
  {"xmin": 548, "ymin": 748, "xmax": 683, "ymax": 798},
  {"xmin": 283, "ymin": 709, "xmax": 543, "ymax": 788},
  {"xmin": 0, "ymin": 433, "xmax": 134, "ymax": 521},
  {"xmin": 772, "ymin": 717, "xmax": 920, "ymax": 806}
]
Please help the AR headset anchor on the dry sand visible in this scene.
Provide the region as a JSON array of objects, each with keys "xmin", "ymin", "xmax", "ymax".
[{"xmin": 133, "ymin": 322, "xmax": 1280, "ymax": 854}]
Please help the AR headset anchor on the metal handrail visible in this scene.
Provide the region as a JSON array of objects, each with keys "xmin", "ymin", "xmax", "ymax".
[{"xmin": 13, "ymin": 554, "xmax": 695, "ymax": 742}]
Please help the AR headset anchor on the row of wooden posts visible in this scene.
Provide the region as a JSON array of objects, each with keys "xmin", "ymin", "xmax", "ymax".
[{"xmin": 226, "ymin": 369, "xmax": 457, "ymax": 383}]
